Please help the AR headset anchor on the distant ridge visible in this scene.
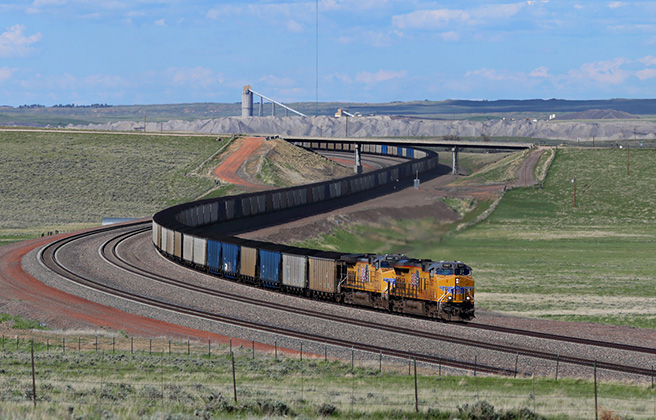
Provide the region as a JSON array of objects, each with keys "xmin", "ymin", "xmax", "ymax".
[{"xmin": 555, "ymin": 109, "xmax": 636, "ymax": 120}]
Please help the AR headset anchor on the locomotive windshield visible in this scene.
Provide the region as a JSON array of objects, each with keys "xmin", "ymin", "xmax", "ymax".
[
  {"xmin": 436, "ymin": 266, "xmax": 453, "ymax": 275},
  {"xmin": 455, "ymin": 265, "xmax": 471, "ymax": 275}
]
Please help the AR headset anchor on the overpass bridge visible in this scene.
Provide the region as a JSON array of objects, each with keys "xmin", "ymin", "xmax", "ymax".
[{"xmin": 281, "ymin": 135, "xmax": 533, "ymax": 175}]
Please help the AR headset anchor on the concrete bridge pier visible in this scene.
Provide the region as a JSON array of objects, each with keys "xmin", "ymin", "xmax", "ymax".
[
  {"xmin": 354, "ymin": 143, "xmax": 363, "ymax": 174},
  {"xmin": 452, "ymin": 147, "xmax": 459, "ymax": 175}
]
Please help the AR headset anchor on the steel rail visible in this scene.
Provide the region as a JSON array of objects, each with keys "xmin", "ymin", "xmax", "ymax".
[
  {"xmin": 105, "ymin": 225, "xmax": 656, "ymax": 379},
  {"xmin": 39, "ymin": 225, "xmax": 510, "ymax": 376}
]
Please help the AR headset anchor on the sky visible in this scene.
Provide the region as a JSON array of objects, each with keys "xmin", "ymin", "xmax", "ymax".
[{"xmin": 2, "ymin": 0, "xmax": 656, "ymax": 106}]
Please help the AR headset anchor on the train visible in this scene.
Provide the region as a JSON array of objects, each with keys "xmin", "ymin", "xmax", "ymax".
[{"xmin": 152, "ymin": 139, "xmax": 475, "ymax": 321}]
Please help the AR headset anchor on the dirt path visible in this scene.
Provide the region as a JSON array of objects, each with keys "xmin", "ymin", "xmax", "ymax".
[
  {"xmin": 213, "ymin": 137, "xmax": 268, "ymax": 188},
  {"xmin": 509, "ymin": 147, "xmax": 544, "ymax": 188},
  {"xmin": 0, "ymin": 234, "xmax": 252, "ymax": 347}
]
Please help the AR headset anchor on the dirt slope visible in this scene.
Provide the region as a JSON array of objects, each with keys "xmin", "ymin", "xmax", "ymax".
[{"xmin": 213, "ymin": 137, "xmax": 353, "ymax": 190}]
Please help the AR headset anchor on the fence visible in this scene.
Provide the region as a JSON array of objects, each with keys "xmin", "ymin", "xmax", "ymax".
[{"xmin": 0, "ymin": 333, "xmax": 655, "ymax": 419}]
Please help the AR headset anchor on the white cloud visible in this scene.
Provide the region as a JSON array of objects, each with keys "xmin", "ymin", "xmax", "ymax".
[
  {"xmin": 355, "ymin": 69, "xmax": 407, "ymax": 84},
  {"xmin": 608, "ymin": 24, "xmax": 656, "ymax": 33},
  {"xmin": 465, "ymin": 68, "xmax": 526, "ymax": 81},
  {"xmin": 167, "ymin": 67, "xmax": 223, "ymax": 88},
  {"xmin": 636, "ymin": 55, "xmax": 656, "ymax": 79},
  {"xmin": 529, "ymin": 66, "xmax": 550, "ymax": 77},
  {"xmin": 0, "ymin": 66, "xmax": 16, "ymax": 82},
  {"xmin": 470, "ymin": 3, "xmax": 525, "ymax": 21},
  {"xmin": 82, "ymin": 74, "xmax": 131, "ymax": 89},
  {"xmin": 569, "ymin": 58, "xmax": 631, "ymax": 85},
  {"xmin": 286, "ymin": 20, "xmax": 304, "ymax": 33},
  {"xmin": 608, "ymin": 2, "xmax": 627, "ymax": 9},
  {"xmin": 639, "ymin": 56, "xmax": 656, "ymax": 66},
  {"xmin": 636, "ymin": 68, "xmax": 656, "ymax": 80},
  {"xmin": 154, "ymin": 18, "xmax": 166, "ymax": 27},
  {"xmin": 392, "ymin": 9, "xmax": 470, "ymax": 30},
  {"xmin": 441, "ymin": 31, "xmax": 460, "ymax": 42},
  {"xmin": 33, "ymin": 0, "xmax": 68, "ymax": 7},
  {"xmin": 206, "ymin": 5, "xmax": 243, "ymax": 20},
  {"xmin": 392, "ymin": 3, "xmax": 526, "ymax": 31},
  {"xmin": 0, "ymin": 25, "xmax": 42, "ymax": 58},
  {"xmin": 259, "ymin": 75, "xmax": 296, "ymax": 88}
]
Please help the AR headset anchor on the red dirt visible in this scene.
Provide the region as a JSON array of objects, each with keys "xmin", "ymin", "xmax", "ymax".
[
  {"xmin": 213, "ymin": 136, "xmax": 268, "ymax": 188},
  {"xmin": 0, "ymin": 233, "xmax": 251, "ymax": 347}
]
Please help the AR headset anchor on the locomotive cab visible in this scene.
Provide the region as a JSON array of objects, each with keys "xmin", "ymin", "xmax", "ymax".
[{"xmin": 426, "ymin": 261, "xmax": 475, "ymax": 321}]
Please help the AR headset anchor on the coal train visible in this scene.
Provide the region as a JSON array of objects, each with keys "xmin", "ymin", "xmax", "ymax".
[{"xmin": 152, "ymin": 140, "xmax": 475, "ymax": 321}]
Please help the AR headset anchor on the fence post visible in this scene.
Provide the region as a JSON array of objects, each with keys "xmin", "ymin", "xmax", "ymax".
[
  {"xmin": 95, "ymin": 335, "xmax": 98, "ymax": 353},
  {"xmin": 78, "ymin": 337, "xmax": 81, "ymax": 352},
  {"xmin": 208, "ymin": 338, "xmax": 211, "ymax": 358},
  {"xmin": 231, "ymin": 351, "xmax": 237, "ymax": 403},
  {"xmin": 514, "ymin": 352, "xmax": 519, "ymax": 378},
  {"xmin": 474, "ymin": 355, "xmax": 477, "ymax": 377},
  {"xmin": 300, "ymin": 343, "xmax": 303, "ymax": 361},
  {"xmin": 131, "ymin": 337, "xmax": 133, "ymax": 354},
  {"xmin": 168, "ymin": 339, "xmax": 171, "ymax": 356},
  {"xmin": 414, "ymin": 357, "xmax": 418, "ymax": 413},
  {"xmin": 62, "ymin": 336, "xmax": 65, "ymax": 353},
  {"xmin": 17, "ymin": 335, "xmax": 19, "ymax": 351},
  {"xmin": 379, "ymin": 351, "xmax": 382, "ymax": 374},
  {"xmin": 113, "ymin": 337, "xmax": 116, "ymax": 354},
  {"xmin": 274, "ymin": 341, "xmax": 277, "ymax": 361},
  {"xmin": 187, "ymin": 338, "xmax": 190, "ymax": 357},
  {"xmin": 149, "ymin": 338, "xmax": 152, "ymax": 355},
  {"xmin": 252, "ymin": 340, "xmax": 254, "ymax": 360},
  {"xmin": 439, "ymin": 357, "xmax": 442, "ymax": 377},
  {"xmin": 324, "ymin": 343, "xmax": 327, "ymax": 362},
  {"xmin": 31, "ymin": 340, "xmax": 37, "ymax": 408},
  {"xmin": 594, "ymin": 360, "xmax": 598, "ymax": 420},
  {"xmin": 352, "ymin": 347, "xmax": 355, "ymax": 371}
]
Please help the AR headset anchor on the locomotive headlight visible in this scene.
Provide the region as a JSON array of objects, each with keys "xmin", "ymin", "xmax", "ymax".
[
  {"xmin": 455, "ymin": 278, "xmax": 459, "ymax": 284},
  {"xmin": 448, "ymin": 296, "xmax": 452, "ymax": 301}
]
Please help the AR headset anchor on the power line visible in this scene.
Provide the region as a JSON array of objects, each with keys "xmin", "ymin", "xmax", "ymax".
[{"xmin": 315, "ymin": 0, "xmax": 319, "ymax": 117}]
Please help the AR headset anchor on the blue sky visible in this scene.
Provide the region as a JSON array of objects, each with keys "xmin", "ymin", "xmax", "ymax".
[{"xmin": 2, "ymin": 0, "xmax": 656, "ymax": 106}]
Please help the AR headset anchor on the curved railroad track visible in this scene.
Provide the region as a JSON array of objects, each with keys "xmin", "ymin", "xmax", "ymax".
[
  {"xmin": 39, "ymin": 221, "xmax": 511, "ymax": 376},
  {"xmin": 38, "ymin": 221, "xmax": 656, "ymax": 380}
]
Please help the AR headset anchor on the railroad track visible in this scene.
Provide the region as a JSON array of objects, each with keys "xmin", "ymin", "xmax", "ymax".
[
  {"xmin": 40, "ymin": 222, "xmax": 511, "ymax": 376},
  {"xmin": 40, "ymin": 221, "xmax": 656, "ymax": 379}
]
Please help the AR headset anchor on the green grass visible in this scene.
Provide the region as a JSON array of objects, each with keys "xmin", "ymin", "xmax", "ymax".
[
  {"xmin": 0, "ymin": 131, "xmax": 220, "ymax": 240},
  {"xmin": 296, "ymin": 148, "xmax": 656, "ymax": 329},
  {"xmin": 0, "ymin": 334, "xmax": 653, "ymax": 419},
  {"xmin": 0, "ymin": 314, "xmax": 48, "ymax": 330}
]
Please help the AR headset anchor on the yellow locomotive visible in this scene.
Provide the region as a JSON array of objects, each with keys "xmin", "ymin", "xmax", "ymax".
[{"xmin": 339, "ymin": 254, "xmax": 474, "ymax": 321}]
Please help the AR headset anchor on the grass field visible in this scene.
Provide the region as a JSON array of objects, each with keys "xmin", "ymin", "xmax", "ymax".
[
  {"xmin": 0, "ymin": 327, "xmax": 653, "ymax": 420},
  {"xmin": 297, "ymin": 148, "xmax": 656, "ymax": 329},
  {"xmin": 0, "ymin": 131, "xmax": 220, "ymax": 244}
]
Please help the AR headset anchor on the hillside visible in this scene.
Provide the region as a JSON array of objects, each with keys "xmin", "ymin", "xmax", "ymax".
[
  {"xmin": 0, "ymin": 131, "xmax": 351, "ymax": 245},
  {"xmin": 555, "ymin": 109, "xmax": 636, "ymax": 120},
  {"xmin": 5, "ymin": 98, "xmax": 656, "ymax": 126},
  {"xmin": 70, "ymin": 114, "xmax": 656, "ymax": 142}
]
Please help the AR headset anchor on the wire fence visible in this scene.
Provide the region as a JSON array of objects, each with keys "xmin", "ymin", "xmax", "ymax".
[{"xmin": 1, "ymin": 333, "xmax": 655, "ymax": 419}]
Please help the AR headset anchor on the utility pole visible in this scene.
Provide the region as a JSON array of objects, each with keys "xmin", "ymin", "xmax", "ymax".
[{"xmin": 572, "ymin": 177, "xmax": 576, "ymax": 207}]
